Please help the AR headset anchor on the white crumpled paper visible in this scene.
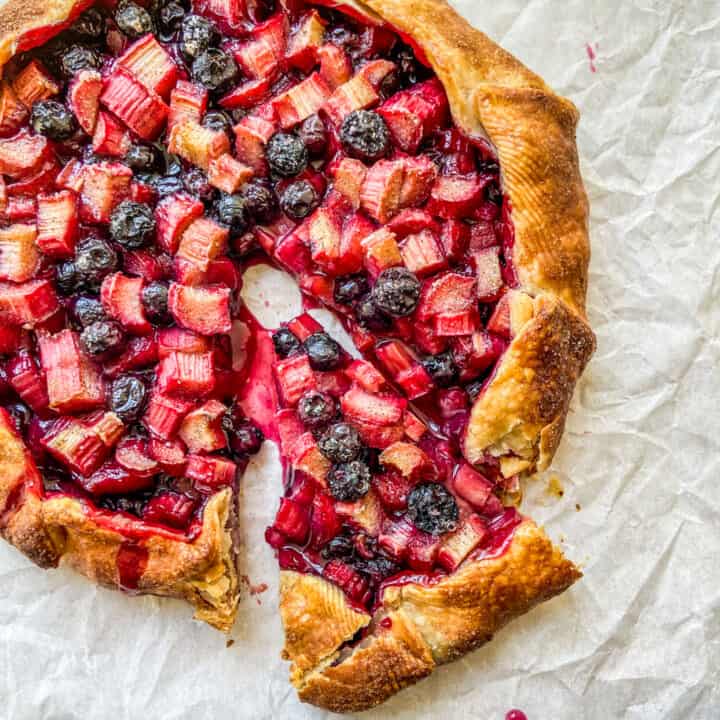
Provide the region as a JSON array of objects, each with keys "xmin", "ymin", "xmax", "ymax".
[{"xmin": 2, "ymin": 1, "xmax": 719, "ymax": 718}]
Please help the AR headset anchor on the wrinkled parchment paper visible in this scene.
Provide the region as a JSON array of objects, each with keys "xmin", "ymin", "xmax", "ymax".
[{"xmin": 2, "ymin": 1, "xmax": 719, "ymax": 718}]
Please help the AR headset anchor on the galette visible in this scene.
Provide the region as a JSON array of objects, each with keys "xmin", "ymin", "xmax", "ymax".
[{"xmin": 0, "ymin": 0, "xmax": 594, "ymax": 712}]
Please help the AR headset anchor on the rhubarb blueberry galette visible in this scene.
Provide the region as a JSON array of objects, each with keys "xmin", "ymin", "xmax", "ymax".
[{"xmin": 0, "ymin": 0, "xmax": 594, "ymax": 712}]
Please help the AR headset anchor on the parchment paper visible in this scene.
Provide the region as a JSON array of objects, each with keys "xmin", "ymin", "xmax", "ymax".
[{"xmin": 1, "ymin": 1, "xmax": 719, "ymax": 718}]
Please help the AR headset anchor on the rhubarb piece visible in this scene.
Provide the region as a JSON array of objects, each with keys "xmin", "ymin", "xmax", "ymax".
[
  {"xmin": 399, "ymin": 229, "xmax": 447, "ymax": 277},
  {"xmin": 6, "ymin": 350, "xmax": 49, "ymax": 413},
  {"xmin": 101, "ymin": 273, "xmax": 152, "ymax": 335},
  {"xmin": 380, "ymin": 441, "xmax": 436, "ymax": 480},
  {"xmin": 286, "ymin": 10, "xmax": 326, "ymax": 70},
  {"xmin": 157, "ymin": 350, "xmax": 216, "ymax": 398},
  {"xmin": 36, "ymin": 192, "xmax": 78, "ymax": 259},
  {"xmin": 92, "ymin": 111, "xmax": 131, "ymax": 157},
  {"xmin": 38, "ymin": 330, "xmax": 105, "ymax": 413},
  {"xmin": 474, "ymin": 246, "xmax": 504, "ymax": 302},
  {"xmin": 168, "ymin": 80, "xmax": 209, "ymax": 130},
  {"xmin": 68, "ymin": 70, "xmax": 102, "ymax": 134},
  {"xmin": 142, "ymin": 492, "xmax": 196, "ymax": 528},
  {"xmin": 117, "ymin": 34, "xmax": 179, "ymax": 98},
  {"xmin": 78, "ymin": 460, "xmax": 153, "ymax": 496},
  {"xmin": 0, "ymin": 82, "xmax": 28, "ymax": 137},
  {"xmin": 273, "ymin": 497, "xmax": 310, "ymax": 544},
  {"xmin": 80, "ymin": 162, "xmax": 133, "ymax": 224},
  {"xmin": 309, "ymin": 491, "xmax": 341, "ymax": 549},
  {"xmin": 158, "ymin": 328, "xmax": 211, "ymax": 358},
  {"xmin": 176, "ymin": 216, "xmax": 229, "ymax": 271},
  {"xmin": 0, "ymin": 129, "xmax": 48, "ymax": 179},
  {"xmin": 187, "ymin": 453, "xmax": 237, "ymax": 492},
  {"xmin": 168, "ymin": 119, "xmax": 230, "ymax": 171},
  {"xmin": 452, "ymin": 463, "xmax": 496, "ymax": 510},
  {"xmin": 434, "ymin": 310, "xmax": 477, "ymax": 337},
  {"xmin": 323, "ymin": 74, "xmax": 379, "ymax": 127},
  {"xmin": 487, "ymin": 292, "xmax": 513, "ymax": 338},
  {"xmin": 234, "ymin": 13, "xmax": 288, "ymax": 79},
  {"xmin": 13, "ymin": 60, "xmax": 59, "ymax": 108},
  {"xmin": 378, "ymin": 517, "xmax": 415, "ymax": 561},
  {"xmin": 345, "ymin": 360, "xmax": 386, "ymax": 393},
  {"xmin": 361, "ymin": 227, "xmax": 402, "ymax": 278},
  {"xmin": 178, "ymin": 399, "xmax": 228, "ymax": 453},
  {"xmin": 417, "ymin": 271, "xmax": 477, "ymax": 320},
  {"xmin": 335, "ymin": 488, "xmax": 384, "ymax": 536},
  {"xmin": 149, "ymin": 437, "xmax": 187, "ymax": 475},
  {"xmin": 323, "ymin": 559, "xmax": 369, "ymax": 603},
  {"xmin": 372, "ymin": 470, "xmax": 413, "ymax": 512},
  {"xmin": 399, "ymin": 156, "xmax": 437, "ymax": 209},
  {"xmin": 143, "ymin": 391, "xmax": 194, "ymax": 438},
  {"xmin": 437, "ymin": 515, "xmax": 489, "ymax": 572},
  {"xmin": 115, "ymin": 436, "xmax": 159, "ymax": 478},
  {"xmin": 0, "ymin": 224, "xmax": 39, "ymax": 283},
  {"xmin": 168, "ymin": 283, "xmax": 232, "ymax": 335},
  {"xmin": 341, "ymin": 386, "xmax": 406, "ymax": 427},
  {"xmin": 273, "ymin": 73, "xmax": 332, "ymax": 129},
  {"xmin": 104, "ymin": 335, "xmax": 158, "ymax": 377},
  {"xmin": 426, "ymin": 174, "xmax": 486, "ymax": 220},
  {"xmin": 441, "ymin": 219, "xmax": 470, "ymax": 261},
  {"xmin": 317, "ymin": 43, "xmax": 352, "ymax": 89},
  {"xmin": 233, "ymin": 114, "xmax": 276, "ymax": 174},
  {"xmin": 100, "ymin": 68, "xmax": 169, "ymax": 141},
  {"xmin": 468, "ymin": 221, "xmax": 498, "ymax": 251},
  {"xmin": 207, "ymin": 153, "xmax": 254, "ymax": 193},
  {"xmin": 291, "ymin": 431, "xmax": 331, "ymax": 483},
  {"xmin": 0, "ymin": 279, "xmax": 58, "ymax": 326},
  {"xmin": 155, "ymin": 192, "xmax": 205, "ymax": 254},
  {"xmin": 0, "ymin": 324, "xmax": 21, "ymax": 354},
  {"xmin": 331, "ymin": 157, "xmax": 367, "ymax": 208},
  {"xmin": 274, "ymin": 352, "xmax": 317, "ymax": 406},
  {"xmin": 360, "ymin": 159, "xmax": 404, "ymax": 223}
]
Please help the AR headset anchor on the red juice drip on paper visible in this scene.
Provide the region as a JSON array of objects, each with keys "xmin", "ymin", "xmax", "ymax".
[{"xmin": 506, "ymin": 710, "xmax": 528, "ymax": 720}]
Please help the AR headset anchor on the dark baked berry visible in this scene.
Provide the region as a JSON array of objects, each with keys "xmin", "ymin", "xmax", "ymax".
[
  {"xmin": 353, "ymin": 555, "xmax": 401, "ymax": 584},
  {"xmin": 321, "ymin": 534, "xmax": 354, "ymax": 560},
  {"xmin": 334, "ymin": 275, "xmax": 369, "ymax": 305},
  {"xmin": 116, "ymin": 1, "xmax": 154, "ymax": 38},
  {"xmin": 407, "ymin": 482, "xmax": 459, "ymax": 535},
  {"xmin": 109, "ymin": 375, "xmax": 147, "ymax": 421},
  {"xmin": 297, "ymin": 390, "xmax": 336, "ymax": 429},
  {"xmin": 97, "ymin": 492, "xmax": 150, "ymax": 517},
  {"xmin": 80, "ymin": 320, "xmax": 125, "ymax": 356},
  {"xmin": 327, "ymin": 460, "xmax": 371, "ymax": 502},
  {"xmin": 72, "ymin": 295, "xmax": 106, "ymax": 327},
  {"xmin": 124, "ymin": 144, "xmax": 161, "ymax": 172},
  {"xmin": 55, "ymin": 261, "xmax": 80, "ymax": 295},
  {"xmin": 60, "ymin": 45, "xmax": 103, "ymax": 78},
  {"xmin": 319, "ymin": 422, "xmax": 363, "ymax": 463},
  {"xmin": 298, "ymin": 114, "xmax": 327, "ymax": 157},
  {"xmin": 181, "ymin": 14, "xmax": 219, "ymax": 60},
  {"xmin": 214, "ymin": 193, "xmax": 249, "ymax": 235},
  {"xmin": 423, "ymin": 352, "xmax": 458, "ymax": 388},
  {"xmin": 355, "ymin": 294, "xmax": 392, "ymax": 330},
  {"xmin": 202, "ymin": 110, "xmax": 233, "ymax": 137},
  {"xmin": 75, "ymin": 237, "xmax": 119, "ymax": 288},
  {"xmin": 303, "ymin": 332, "xmax": 341, "ymax": 371},
  {"xmin": 110, "ymin": 201, "xmax": 156, "ymax": 249},
  {"xmin": 228, "ymin": 420, "xmax": 264, "ymax": 457},
  {"xmin": 485, "ymin": 181, "xmax": 503, "ymax": 205},
  {"xmin": 151, "ymin": 174, "xmax": 185, "ymax": 195},
  {"xmin": 465, "ymin": 379, "xmax": 483, "ymax": 402},
  {"xmin": 326, "ymin": 24, "xmax": 359, "ymax": 52},
  {"xmin": 340, "ymin": 110, "xmax": 390, "ymax": 163},
  {"xmin": 141, "ymin": 281, "xmax": 170, "ymax": 323},
  {"xmin": 7, "ymin": 402, "xmax": 32, "ymax": 434},
  {"xmin": 239, "ymin": 179, "xmax": 277, "ymax": 224},
  {"xmin": 157, "ymin": 1, "xmax": 185, "ymax": 36},
  {"xmin": 272, "ymin": 328, "xmax": 301, "ymax": 358},
  {"xmin": 183, "ymin": 167, "xmax": 215, "ymax": 203},
  {"xmin": 392, "ymin": 46, "xmax": 428, "ymax": 87},
  {"xmin": 31, "ymin": 100, "xmax": 77, "ymax": 141},
  {"xmin": 266, "ymin": 132, "xmax": 308, "ymax": 177},
  {"xmin": 192, "ymin": 49, "xmax": 238, "ymax": 92},
  {"xmin": 279, "ymin": 180, "xmax": 319, "ymax": 220},
  {"xmin": 372, "ymin": 267, "xmax": 421, "ymax": 317},
  {"xmin": 71, "ymin": 8, "xmax": 105, "ymax": 40}
]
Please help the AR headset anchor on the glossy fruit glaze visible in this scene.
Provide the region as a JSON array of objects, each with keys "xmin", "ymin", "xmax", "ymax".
[{"xmin": 0, "ymin": 0, "xmax": 523, "ymax": 598}]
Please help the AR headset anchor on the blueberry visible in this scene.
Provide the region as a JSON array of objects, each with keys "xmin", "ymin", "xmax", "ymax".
[
  {"xmin": 214, "ymin": 193, "xmax": 249, "ymax": 235},
  {"xmin": 266, "ymin": 133, "xmax": 308, "ymax": 178},
  {"xmin": 272, "ymin": 328, "xmax": 301, "ymax": 358},
  {"xmin": 355, "ymin": 294, "xmax": 392, "ymax": 330},
  {"xmin": 372, "ymin": 267, "xmax": 421, "ymax": 317},
  {"xmin": 183, "ymin": 167, "xmax": 216, "ymax": 203},
  {"xmin": 485, "ymin": 181, "xmax": 503, "ymax": 205},
  {"xmin": 124, "ymin": 144, "xmax": 161, "ymax": 172},
  {"xmin": 227, "ymin": 419, "xmax": 264, "ymax": 457},
  {"xmin": 181, "ymin": 14, "xmax": 219, "ymax": 60},
  {"xmin": 321, "ymin": 534, "xmax": 355, "ymax": 560},
  {"xmin": 303, "ymin": 332, "xmax": 341, "ymax": 371},
  {"xmin": 75, "ymin": 237, "xmax": 119, "ymax": 288},
  {"xmin": 55, "ymin": 261, "xmax": 81, "ymax": 295},
  {"xmin": 6, "ymin": 402, "xmax": 31, "ymax": 434},
  {"xmin": 97, "ymin": 490, "xmax": 152, "ymax": 516},
  {"xmin": 340, "ymin": 110, "xmax": 390, "ymax": 163},
  {"xmin": 110, "ymin": 201, "xmax": 156, "ymax": 249},
  {"xmin": 239, "ymin": 179, "xmax": 277, "ymax": 224},
  {"xmin": 407, "ymin": 483, "xmax": 459, "ymax": 535},
  {"xmin": 319, "ymin": 422, "xmax": 363, "ymax": 463},
  {"xmin": 423, "ymin": 352, "xmax": 458, "ymax": 388},
  {"xmin": 157, "ymin": 1, "xmax": 185, "ymax": 36},
  {"xmin": 334, "ymin": 275, "xmax": 369, "ymax": 305},
  {"xmin": 31, "ymin": 101, "xmax": 77, "ymax": 141},
  {"xmin": 297, "ymin": 390, "xmax": 336, "ymax": 430},
  {"xmin": 192, "ymin": 49, "xmax": 238, "ymax": 92},
  {"xmin": 327, "ymin": 460, "xmax": 371, "ymax": 502},
  {"xmin": 280, "ymin": 180, "xmax": 319, "ymax": 220},
  {"xmin": 72, "ymin": 295, "xmax": 106, "ymax": 327},
  {"xmin": 298, "ymin": 114, "xmax": 327, "ymax": 157},
  {"xmin": 202, "ymin": 110, "xmax": 234, "ymax": 138},
  {"xmin": 109, "ymin": 375, "xmax": 147, "ymax": 421},
  {"xmin": 141, "ymin": 281, "xmax": 170, "ymax": 323},
  {"xmin": 60, "ymin": 45, "xmax": 103, "ymax": 78},
  {"xmin": 70, "ymin": 8, "xmax": 105, "ymax": 40},
  {"xmin": 151, "ymin": 175, "xmax": 185, "ymax": 195},
  {"xmin": 116, "ymin": 1, "xmax": 154, "ymax": 38},
  {"xmin": 465, "ymin": 379, "xmax": 483, "ymax": 402},
  {"xmin": 392, "ymin": 45, "xmax": 429, "ymax": 88},
  {"xmin": 80, "ymin": 320, "xmax": 125, "ymax": 356}
]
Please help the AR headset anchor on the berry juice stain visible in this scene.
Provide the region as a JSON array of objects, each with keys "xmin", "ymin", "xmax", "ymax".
[
  {"xmin": 506, "ymin": 710, "xmax": 528, "ymax": 720},
  {"xmin": 585, "ymin": 42, "xmax": 598, "ymax": 73},
  {"xmin": 117, "ymin": 541, "xmax": 149, "ymax": 592}
]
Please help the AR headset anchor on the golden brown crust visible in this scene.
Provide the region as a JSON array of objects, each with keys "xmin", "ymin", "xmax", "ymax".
[
  {"xmin": 287, "ymin": 520, "xmax": 579, "ymax": 712},
  {"xmin": 0, "ymin": 416, "xmax": 239, "ymax": 632}
]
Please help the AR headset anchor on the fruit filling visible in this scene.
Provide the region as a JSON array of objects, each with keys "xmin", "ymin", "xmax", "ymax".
[{"xmin": 0, "ymin": 0, "xmax": 521, "ymax": 595}]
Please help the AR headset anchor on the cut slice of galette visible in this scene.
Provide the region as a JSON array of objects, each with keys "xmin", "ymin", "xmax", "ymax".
[{"xmin": 0, "ymin": 0, "xmax": 594, "ymax": 712}]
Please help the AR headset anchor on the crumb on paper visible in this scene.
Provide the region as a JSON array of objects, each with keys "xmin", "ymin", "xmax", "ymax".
[
  {"xmin": 241, "ymin": 574, "xmax": 269, "ymax": 604},
  {"xmin": 576, "ymin": 503, "xmax": 582, "ymax": 512},
  {"xmin": 226, "ymin": 639, "xmax": 235, "ymax": 649},
  {"xmin": 547, "ymin": 475, "xmax": 565, "ymax": 498}
]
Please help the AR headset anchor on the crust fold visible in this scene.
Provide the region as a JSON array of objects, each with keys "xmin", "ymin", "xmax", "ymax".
[{"xmin": 285, "ymin": 520, "xmax": 579, "ymax": 712}]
